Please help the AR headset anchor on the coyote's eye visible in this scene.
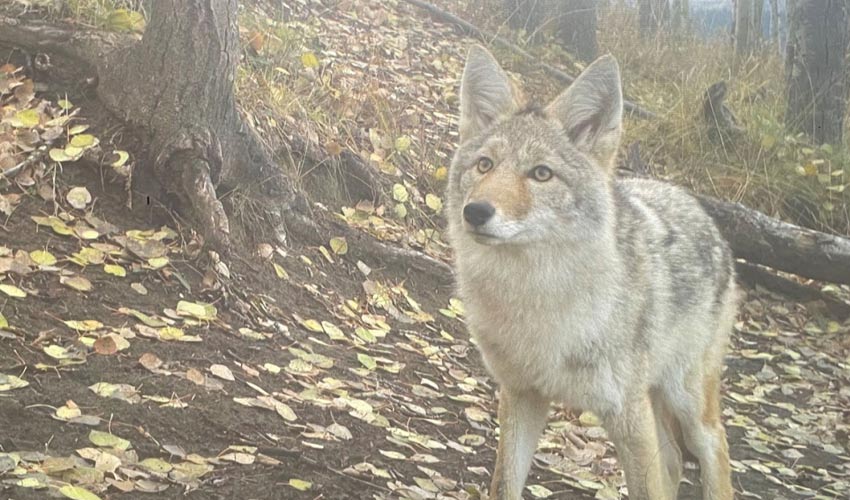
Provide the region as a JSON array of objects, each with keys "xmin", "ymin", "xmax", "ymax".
[
  {"xmin": 476, "ymin": 157, "xmax": 493, "ymax": 174},
  {"xmin": 530, "ymin": 165, "xmax": 553, "ymax": 182}
]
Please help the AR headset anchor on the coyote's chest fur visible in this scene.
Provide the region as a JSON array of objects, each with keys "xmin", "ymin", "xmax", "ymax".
[{"xmin": 456, "ymin": 244, "xmax": 629, "ymax": 414}]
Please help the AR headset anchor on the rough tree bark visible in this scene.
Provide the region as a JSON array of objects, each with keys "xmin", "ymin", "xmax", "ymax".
[
  {"xmin": 697, "ymin": 195, "xmax": 850, "ymax": 285},
  {"xmin": 785, "ymin": 0, "xmax": 849, "ymax": 145},
  {"xmin": 501, "ymin": 0, "xmax": 598, "ymax": 62},
  {"xmin": 0, "ymin": 0, "xmax": 292, "ymax": 250},
  {"xmin": 639, "ymin": 0, "xmax": 670, "ymax": 38}
]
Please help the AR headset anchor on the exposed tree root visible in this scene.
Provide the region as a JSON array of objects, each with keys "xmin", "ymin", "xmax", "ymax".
[{"xmin": 285, "ymin": 212, "xmax": 454, "ymax": 286}]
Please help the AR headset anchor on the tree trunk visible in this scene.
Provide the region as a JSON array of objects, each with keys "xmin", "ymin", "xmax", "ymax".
[
  {"xmin": 785, "ymin": 0, "xmax": 849, "ymax": 145},
  {"xmin": 768, "ymin": 0, "xmax": 780, "ymax": 48},
  {"xmin": 696, "ymin": 194, "xmax": 850, "ymax": 285},
  {"xmin": 501, "ymin": 0, "xmax": 598, "ymax": 62},
  {"xmin": 555, "ymin": 0, "xmax": 598, "ymax": 62},
  {"xmin": 639, "ymin": 0, "xmax": 670, "ymax": 38},
  {"xmin": 672, "ymin": 0, "xmax": 689, "ymax": 32},
  {"xmin": 753, "ymin": 0, "xmax": 764, "ymax": 39},
  {"xmin": 92, "ymin": 0, "xmax": 290, "ymax": 249},
  {"xmin": 734, "ymin": 0, "xmax": 757, "ymax": 56},
  {"xmin": 502, "ymin": 0, "xmax": 546, "ymax": 35}
]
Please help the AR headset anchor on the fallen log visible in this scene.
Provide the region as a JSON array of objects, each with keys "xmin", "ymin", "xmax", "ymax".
[
  {"xmin": 619, "ymin": 144, "xmax": 850, "ymax": 286},
  {"xmin": 697, "ymin": 195, "xmax": 850, "ymax": 285},
  {"xmin": 402, "ymin": 0, "xmax": 657, "ymax": 120}
]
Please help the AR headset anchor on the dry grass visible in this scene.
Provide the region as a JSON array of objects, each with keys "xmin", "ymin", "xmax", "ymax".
[{"xmin": 602, "ymin": 4, "xmax": 849, "ymax": 235}]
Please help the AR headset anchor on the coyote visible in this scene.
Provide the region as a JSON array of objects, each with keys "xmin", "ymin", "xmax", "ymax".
[{"xmin": 446, "ymin": 45, "xmax": 737, "ymax": 500}]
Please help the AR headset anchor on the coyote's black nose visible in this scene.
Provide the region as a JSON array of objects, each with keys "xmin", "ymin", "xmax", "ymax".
[{"xmin": 463, "ymin": 202, "xmax": 495, "ymax": 226}]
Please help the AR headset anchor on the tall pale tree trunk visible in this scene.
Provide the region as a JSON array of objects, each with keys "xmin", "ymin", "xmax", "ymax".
[
  {"xmin": 785, "ymin": 0, "xmax": 849, "ymax": 145},
  {"xmin": 639, "ymin": 0, "xmax": 670, "ymax": 38},
  {"xmin": 769, "ymin": 0, "xmax": 780, "ymax": 48},
  {"xmin": 672, "ymin": 0, "xmax": 689, "ymax": 32},
  {"xmin": 734, "ymin": 0, "xmax": 757, "ymax": 56}
]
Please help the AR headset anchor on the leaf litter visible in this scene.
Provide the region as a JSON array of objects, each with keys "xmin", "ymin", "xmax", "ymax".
[{"xmin": 2, "ymin": 1, "xmax": 849, "ymax": 499}]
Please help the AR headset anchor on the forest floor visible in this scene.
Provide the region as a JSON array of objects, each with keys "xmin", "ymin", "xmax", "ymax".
[{"xmin": 1, "ymin": 1, "xmax": 850, "ymax": 499}]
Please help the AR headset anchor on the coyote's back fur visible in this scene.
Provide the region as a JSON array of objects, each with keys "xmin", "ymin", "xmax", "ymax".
[{"xmin": 446, "ymin": 46, "xmax": 738, "ymax": 500}]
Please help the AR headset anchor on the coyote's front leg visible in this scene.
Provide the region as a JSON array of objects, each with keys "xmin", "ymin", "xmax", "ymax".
[
  {"xmin": 490, "ymin": 389, "xmax": 550, "ymax": 500},
  {"xmin": 605, "ymin": 392, "xmax": 671, "ymax": 500}
]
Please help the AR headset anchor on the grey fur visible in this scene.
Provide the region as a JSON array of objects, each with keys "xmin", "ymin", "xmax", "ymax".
[{"xmin": 447, "ymin": 46, "xmax": 738, "ymax": 500}]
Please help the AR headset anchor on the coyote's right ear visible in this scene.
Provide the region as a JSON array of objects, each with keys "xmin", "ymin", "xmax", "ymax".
[{"xmin": 459, "ymin": 45, "xmax": 517, "ymax": 143}]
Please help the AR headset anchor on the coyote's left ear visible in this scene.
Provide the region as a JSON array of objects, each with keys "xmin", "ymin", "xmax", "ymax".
[{"xmin": 546, "ymin": 55, "xmax": 623, "ymax": 169}]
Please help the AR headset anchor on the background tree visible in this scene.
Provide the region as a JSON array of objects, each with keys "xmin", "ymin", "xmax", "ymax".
[
  {"xmin": 501, "ymin": 0, "xmax": 598, "ymax": 62},
  {"xmin": 785, "ymin": 0, "xmax": 849, "ymax": 145},
  {"xmin": 639, "ymin": 0, "xmax": 671, "ymax": 37},
  {"xmin": 554, "ymin": 0, "xmax": 598, "ymax": 62},
  {"xmin": 768, "ymin": 0, "xmax": 780, "ymax": 48},
  {"xmin": 1, "ymin": 0, "xmax": 291, "ymax": 249},
  {"xmin": 734, "ymin": 0, "xmax": 763, "ymax": 57},
  {"xmin": 502, "ymin": 0, "xmax": 546, "ymax": 35},
  {"xmin": 672, "ymin": 0, "xmax": 689, "ymax": 33}
]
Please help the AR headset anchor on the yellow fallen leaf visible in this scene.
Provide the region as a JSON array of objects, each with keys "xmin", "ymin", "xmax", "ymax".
[
  {"xmin": 321, "ymin": 321, "xmax": 346, "ymax": 341},
  {"xmin": 30, "ymin": 250, "xmax": 57, "ymax": 266},
  {"xmin": 66, "ymin": 187, "xmax": 92, "ymax": 210},
  {"xmin": 44, "ymin": 345, "xmax": 71, "ymax": 359},
  {"xmin": 176, "ymin": 301, "xmax": 216, "ymax": 321},
  {"xmin": 49, "ymin": 148, "xmax": 73, "ymax": 162},
  {"xmin": 289, "ymin": 479, "xmax": 312, "ymax": 491},
  {"xmin": 0, "ymin": 284, "xmax": 27, "ymax": 298},
  {"xmin": 59, "ymin": 484, "xmax": 102, "ymax": 500},
  {"xmin": 15, "ymin": 109, "xmax": 39, "ymax": 128},
  {"xmin": 0, "ymin": 374, "xmax": 29, "ymax": 391},
  {"xmin": 64, "ymin": 320, "xmax": 104, "ymax": 332},
  {"xmin": 103, "ymin": 264, "xmax": 126, "ymax": 277},
  {"xmin": 300, "ymin": 51, "xmax": 319, "ymax": 68},
  {"xmin": 69, "ymin": 134, "xmax": 97, "ymax": 148},
  {"xmin": 89, "ymin": 430, "xmax": 130, "ymax": 451},
  {"xmin": 158, "ymin": 327, "xmax": 185, "ymax": 341},
  {"xmin": 392, "ymin": 183, "xmax": 409, "ymax": 203},
  {"xmin": 60, "ymin": 275, "xmax": 93, "ymax": 292},
  {"xmin": 147, "ymin": 256, "xmax": 169, "ymax": 269},
  {"xmin": 394, "ymin": 135, "xmax": 412, "ymax": 152},
  {"xmin": 55, "ymin": 402, "xmax": 82, "ymax": 421},
  {"xmin": 425, "ymin": 193, "xmax": 443, "ymax": 212},
  {"xmin": 299, "ymin": 318, "xmax": 323, "ymax": 333},
  {"xmin": 139, "ymin": 457, "xmax": 173, "ymax": 474},
  {"xmin": 111, "ymin": 150, "xmax": 130, "ymax": 168},
  {"xmin": 273, "ymin": 262, "xmax": 289, "ymax": 279},
  {"xmin": 329, "ymin": 237, "xmax": 348, "ymax": 255},
  {"xmin": 433, "ymin": 166, "xmax": 448, "ymax": 181}
]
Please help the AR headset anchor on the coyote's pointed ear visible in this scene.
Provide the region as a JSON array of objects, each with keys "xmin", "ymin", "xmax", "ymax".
[
  {"xmin": 546, "ymin": 55, "xmax": 623, "ymax": 169},
  {"xmin": 459, "ymin": 45, "xmax": 517, "ymax": 143}
]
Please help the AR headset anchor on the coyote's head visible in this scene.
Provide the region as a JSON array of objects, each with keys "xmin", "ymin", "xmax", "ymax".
[{"xmin": 447, "ymin": 46, "xmax": 623, "ymax": 247}]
